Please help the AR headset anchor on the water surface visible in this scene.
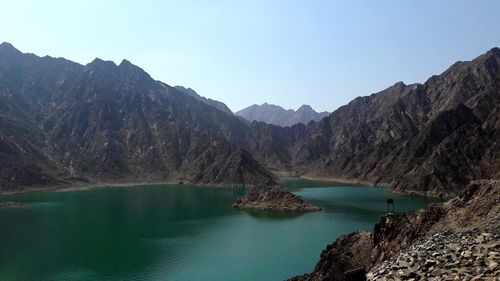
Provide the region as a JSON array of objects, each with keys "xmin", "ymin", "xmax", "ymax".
[{"xmin": 0, "ymin": 179, "xmax": 440, "ymax": 280}]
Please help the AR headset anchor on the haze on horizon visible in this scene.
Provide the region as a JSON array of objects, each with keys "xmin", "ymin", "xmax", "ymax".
[{"xmin": 1, "ymin": 0, "xmax": 499, "ymax": 112}]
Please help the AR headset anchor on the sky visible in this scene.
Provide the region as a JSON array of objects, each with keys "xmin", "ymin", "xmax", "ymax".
[{"xmin": 1, "ymin": 1, "xmax": 499, "ymax": 112}]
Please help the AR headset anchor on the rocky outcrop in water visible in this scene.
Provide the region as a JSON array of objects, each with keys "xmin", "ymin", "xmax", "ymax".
[
  {"xmin": 233, "ymin": 185, "xmax": 321, "ymax": 212},
  {"xmin": 289, "ymin": 180, "xmax": 500, "ymax": 280}
]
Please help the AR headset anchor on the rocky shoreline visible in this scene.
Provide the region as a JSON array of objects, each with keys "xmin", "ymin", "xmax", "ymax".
[
  {"xmin": 0, "ymin": 179, "xmax": 322, "ymax": 213},
  {"xmin": 233, "ymin": 185, "xmax": 321, "ymax": 212},
  {"xmin": 289, "ymin": 180, "xmax": 500, "ymax": 280},
  {"xmin": 0, "ymin": 201, "xmax": 24, "ymax": 208},
  {"xmin": 367, "ymin": 227, "xmax": 500, "ymax": 280}
]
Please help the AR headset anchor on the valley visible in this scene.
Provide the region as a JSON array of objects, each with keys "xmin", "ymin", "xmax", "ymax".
[
  {"xmin": 1, "ymin": 43, "xmax": 498, "ymax": 197},
  {"xmin": 0, "ymin": 42, "xmax": 499, "ymax": 281}
]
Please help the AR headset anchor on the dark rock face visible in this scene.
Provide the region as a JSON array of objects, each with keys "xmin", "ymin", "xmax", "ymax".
[
  {"xmin": 289, "ymin": 232, "xmax": 373, "ymax": 281},
  {"xmin": 181, "ymin": 145, "xmax": 277, "ymax": 187},
  {"xmin": 233, "ymin": 185, "xmax": 320, "ymax": 212},
  {"xmin": 236, "ymin": 103, "xmax": 329, "ymax": 127},
  {"xmin": 289, "ymin": 180, "xmax": 500, "ymax": 281},
  {"xmin": 244, "ymin": 48, "xmax": 500, "ymax": 196},
  {"xmin": 0, "ymin": 43, "xmax": 276, "ymax": 191},
  {"xmin": 370, "ymin": 205, "xmax": 447, "ymax": 266}
]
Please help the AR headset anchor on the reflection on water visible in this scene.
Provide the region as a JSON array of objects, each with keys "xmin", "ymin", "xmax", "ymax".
[
  {"xmin": 242, "ymin": 209, "xmax": 306, "ymax": 220},
  {"xmin": 281, "ymin": 177, "xmax": 355, "ymax": 190},
  {"xmin": 0, "ymin": 181, "xmax": 440, "ymax": 281}
]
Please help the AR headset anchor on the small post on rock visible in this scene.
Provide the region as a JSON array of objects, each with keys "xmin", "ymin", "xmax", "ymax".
[{"xmin": 387, "ymin": 198, "xmax": 394, "ymax": 214}]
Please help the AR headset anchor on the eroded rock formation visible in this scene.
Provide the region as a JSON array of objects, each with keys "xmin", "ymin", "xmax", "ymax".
[
  {"xmin": 289, "ymin": 180, "xmax": 500, "ymax": 280},
  {"xmin": 233, "ymin": 185, "xmax": 320, "ymax": 212}
]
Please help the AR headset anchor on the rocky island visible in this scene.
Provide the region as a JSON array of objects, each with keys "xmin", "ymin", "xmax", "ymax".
[{"xmin": 233, "ymin": 185, "xmax": 321, "ymax": 212}]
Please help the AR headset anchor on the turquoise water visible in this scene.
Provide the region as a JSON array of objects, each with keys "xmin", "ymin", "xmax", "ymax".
[{"xmin": 0, "ymin": 179, "xmax": 440, "ymax": 281}]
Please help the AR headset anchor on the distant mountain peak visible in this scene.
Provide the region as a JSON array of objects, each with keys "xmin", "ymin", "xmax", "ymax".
[
  {"xmin": 488, "ymin": 47, "xmax": 500, "ymax": 56},
  {"xmin": 119, "ymin": 59, "xmax": 132, "ymax": 66},
  {"xmin": 117, "ymin": 59, "xmax": 149, "ymax": 76},
  {"xmin": 0, "ymin": 42, "xmax": 22, "ymax": 56},
  {"xmin": 0, "ymin": 42, "xmax": 16, "ymax": 49},
  {"xmin": 236, "ymin": 103, "xmax": 329, "ymax": 127},
  {"xmin": 297, "ymin": 104, "xmax": 313, "ymax": 111},
  {"xmin": 259, "ymin": 103, "xmax": 286, "ymax": 111},
  {"xmin": 87, "ymin": 58, "xmax": 117, "ymax": 68},
  {"xmin": 83, "ymin": 58, "xmax": 152, "ymax": 82}
]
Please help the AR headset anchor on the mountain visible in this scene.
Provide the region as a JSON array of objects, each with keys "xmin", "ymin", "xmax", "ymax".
[
  {"xmin": 235, "ymin": 103, "xmax": 330, "ymax": 127},
  {"xmin": 0, "ymin": 42, "xmax": 275, "ymax": 192},
  {"xmin": 174, "ymin": 85, "xmax": 233, "ymax": 115},
  {"xmin": 1, "ymin": 42, "xmax": 498, "ymax": 196},
  {"xmin": 244, "ymin": 47, "xmax": 500, "ymax": 196}
]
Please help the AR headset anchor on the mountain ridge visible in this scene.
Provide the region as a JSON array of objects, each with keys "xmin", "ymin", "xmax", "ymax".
[
  {"xmin": 174, "ymin": 85, "xmax": 233, "ymax": 115},
  {"xmin": 0, "ymin": 42, "xmax": 498, "ymax": 196},
  {"xmin": 240, "ymin": 46, "xmax": 500, "ymax": 196},
  {"xmin": 0, "ymin": 43, "xmax": 276, "ymax": 191},
  {"xmin": 236, "ymin": 102, "xmax": 330, "ymax": 127}
]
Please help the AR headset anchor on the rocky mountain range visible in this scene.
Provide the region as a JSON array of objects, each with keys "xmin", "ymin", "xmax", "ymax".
[
  {"xmin": 242, "ymin": 47, "xmax": 500, "ymax": 196},
  {"xmin": 0, "ymin": 42, "xmax": 276, "ymax": 191},
  {"xmin": 235, "ymin": 103, "xmax": 330, "ymax": 127},
  {"xmin": 0, "ymin": 42, "xmax": 498, "ymax": 196}
]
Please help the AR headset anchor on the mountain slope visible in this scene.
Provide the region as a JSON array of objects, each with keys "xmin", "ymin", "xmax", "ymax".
[
  {"xmin": 0, "ymin": 42, "xmax": 498, "ymax": 196},
  {"xmin": 236, "ymin": 103, "xmax": 329, "ymax": 127},
  {"xmin": 0, "ymin": 43, "xmax": 275, "ymax": 191},
  {"xmin": 174, "ymin": 85, "xmax": 233, "ymax": 115},
  {"xmin": 244, "ymin": 48, "xmax": 500, "ymax": 196}
]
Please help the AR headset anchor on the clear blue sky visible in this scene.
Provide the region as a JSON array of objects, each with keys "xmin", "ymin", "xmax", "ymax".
[{"xmin": 1, "ymin": 1, "xmax": 499, "ymax": 112}]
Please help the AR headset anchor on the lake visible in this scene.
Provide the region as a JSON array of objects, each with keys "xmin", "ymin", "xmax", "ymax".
[{"xmin": 0, "ymin": 179, "xmax": 440, "ymax": 281}]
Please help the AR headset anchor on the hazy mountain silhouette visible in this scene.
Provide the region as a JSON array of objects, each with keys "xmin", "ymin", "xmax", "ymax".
[{"xmin": 236, "ymin": 103, "xmax": 329, "ymax": 127}]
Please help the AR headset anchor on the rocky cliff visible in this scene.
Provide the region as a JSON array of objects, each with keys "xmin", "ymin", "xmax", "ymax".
[{"xmin": 289, "ymin": 180, "xmax": 500, "ymax": 280}]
